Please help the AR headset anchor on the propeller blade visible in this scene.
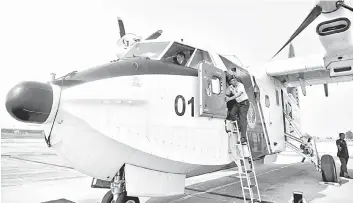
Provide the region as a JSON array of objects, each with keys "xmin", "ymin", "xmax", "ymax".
[
  {"xmin": 324, "ymin": 84, "xmax": 328, "ymax": 97},
  {"xmin": 272, "ymin": 5, "xmax": 322, "ymax": 58},
  {"xmin": 117, "ymin": 17, "xmax": 126, "ymax": 38},
  {"xmin": 145, "ymin": 30, "xmax": 163, "ymax": 40}
]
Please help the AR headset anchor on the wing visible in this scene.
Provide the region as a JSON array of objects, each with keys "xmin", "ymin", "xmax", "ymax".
[{"xmin": 265, "ymin": 54, "xmax": 353, "ymax": 88}]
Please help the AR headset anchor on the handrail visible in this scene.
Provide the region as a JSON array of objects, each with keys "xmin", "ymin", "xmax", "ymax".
[{"xmin": 283, "ymin": 111, "xmax": 321, "ymax": 171}]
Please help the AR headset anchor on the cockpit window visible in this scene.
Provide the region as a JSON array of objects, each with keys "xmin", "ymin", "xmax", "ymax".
[
  {"xmin": 124, "ymin": 41, "xmax": 170, "ymax": 59},
  {"xmin": 219, "ymin": 55, "xmax": 241, "ymax": 71},
  {"xmin": 189, "ymin": 49, "xmax": 213, "ymax": 69},
  {"xmin": 160, "ymin": 42, "xmax": 195, "ymax": 66}
]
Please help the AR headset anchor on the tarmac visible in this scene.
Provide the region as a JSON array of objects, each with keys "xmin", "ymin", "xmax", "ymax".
[{"xmin": 2, "ymin": 134, "xmax": 353, "ymax": 203}]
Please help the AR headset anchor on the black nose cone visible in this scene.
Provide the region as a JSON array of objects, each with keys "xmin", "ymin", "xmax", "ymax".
[{"xmin": 5, "ymin": 81, "xmax": 54, "ymax": 124}]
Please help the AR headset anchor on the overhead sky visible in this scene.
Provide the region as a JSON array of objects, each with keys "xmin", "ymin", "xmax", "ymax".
[{"xmin": 0, "ymin": 0, "xmax": 352, "ymax": 138}]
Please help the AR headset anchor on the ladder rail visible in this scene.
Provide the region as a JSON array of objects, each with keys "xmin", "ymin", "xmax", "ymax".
[
  {"xmin": 243, "ymin": 134, "xmax": 261, "ymax": 202},
  {"xmin": 283, "ymin": 111, "xmax": 304, "ymax": 138},
  {"xmin": 233, "ymin": 121, "xmax": 249, "ymax": 202},
  {"xmin": 312, "ymin": 137, "xmax": 321, "ymax": 170},
  {"xmin": 229, "ymin": 153, "xmax": 249, "ymax": 202},
  {"xmin": 247, "ymin": 147, "xmax": 261, "ymax": 202}
]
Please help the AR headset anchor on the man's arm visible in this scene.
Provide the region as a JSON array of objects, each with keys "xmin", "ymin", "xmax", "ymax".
[
  {"xmin": 225, "ymin": 86, "xmax": 232, "ymax": 96},
  {"xmin": 336, "ymin": 140, "xmax": 342, "ymax": 151},
  {"xmin": 228, "ymin": 84, "xmax": 245, "ymax": 100},
  {"xmin": 225, "ymin": 86, "xmax": 239, "ymax": 102},
  {"xmin": 227, "ymin": 92, "xmax": 243, "ymax": 101}
]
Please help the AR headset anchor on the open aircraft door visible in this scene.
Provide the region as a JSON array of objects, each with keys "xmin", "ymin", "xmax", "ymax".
[
  {"xmin": 198, "ymin": 62, "xmax": 227, "ymax": 119},
  {"xmin": 252, "ymin": 76, "xmax": 286, "ymax": 154},
  {"xmin": 250, "ymin": 77, "xmax": 272, "ymax": 154},
  {"xmin": 252, "ymin": 75, "xmax": 285, "ymax": 154}
]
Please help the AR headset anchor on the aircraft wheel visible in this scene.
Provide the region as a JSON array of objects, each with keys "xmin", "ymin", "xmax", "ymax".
[
  {"xmin": 125, "ymin": 196, "xmax": 140, "ymax": 203},
  {"xmin": 101, "ymin": 190, "xmax": 114, "ymax": 203},
  {"xmin": 101, "ymin": 190, "xmax": 140, "ymax": 203},
  {"xmin": 320, "ymin": 154, "xmax": 338, "ymax": 183}
]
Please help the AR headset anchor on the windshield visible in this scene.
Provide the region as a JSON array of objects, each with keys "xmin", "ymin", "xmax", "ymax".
[{"xmin": 123, "ymin": 41, "xmax": 170, "ymax": 59}]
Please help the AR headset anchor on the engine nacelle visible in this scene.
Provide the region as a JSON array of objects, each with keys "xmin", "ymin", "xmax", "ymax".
[
  {"xmin": 316, "ymin": 7, "xmax": 353, "ymax": 76},
  {"xmin": 317, "ymin": 17, "xmax": 352, "ymax": 51}
]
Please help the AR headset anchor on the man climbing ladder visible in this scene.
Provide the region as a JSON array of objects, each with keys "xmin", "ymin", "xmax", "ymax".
[{"xmin": 226, "ymin": 76, "xmax": 250, "ymax": 144}]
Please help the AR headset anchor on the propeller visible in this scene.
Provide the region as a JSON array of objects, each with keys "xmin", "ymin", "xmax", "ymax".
[
  {"xmin": 272, "ymin": 5, "xmax": 323, "ymax": 58},
  {"xmin": 115, "ymin": 17, "xmax": 163, "ymax": 58},
  {"xmin": 117, "ymin": 17, "xmax": 163, "ymax": 41},
  {"xmin": 324, "ymin": 83, "xmax": 328, "ymax": 97}
]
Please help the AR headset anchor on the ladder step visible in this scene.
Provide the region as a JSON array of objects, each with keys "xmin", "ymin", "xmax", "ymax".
[
  {"xmin": 239, "ymin": 170, "xmax": 252, "ymax": 174},
  {"xmin": 234, "ymin": 155, "xmax": 251, "ymax": 159},
  {"xmin": 243, "ymin": 184, "xmax": 256, "ymax": 190},
  {"xmin": 233, "ymin": 157, "xmax": 251, "ymax": 161}
]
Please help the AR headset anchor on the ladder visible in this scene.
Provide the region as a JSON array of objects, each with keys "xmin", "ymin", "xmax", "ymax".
[
  {"xmin": 227, "ymin": 120, "xmax": 261, "ymax": 203},
  {"xmin": 283, "ymin": 111, "xmax": 321, "ymax": 171}
]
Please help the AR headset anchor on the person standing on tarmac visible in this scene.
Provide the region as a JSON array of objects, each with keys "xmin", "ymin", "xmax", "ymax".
[{"xmin": 336, "ymin": 133, "xmax": 351, "ymax": 178}]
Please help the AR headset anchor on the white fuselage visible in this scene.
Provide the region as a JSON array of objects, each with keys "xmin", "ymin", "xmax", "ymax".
[{"xmin": 49, "ymin": 74, "xmax": 232, "ymax": 181}]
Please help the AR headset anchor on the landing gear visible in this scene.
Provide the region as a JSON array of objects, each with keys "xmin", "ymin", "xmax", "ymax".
[
  {"xmin": 320, "ymin": 154, "xmax": 338, "ymax": 183},
  {"xmin": 101, "ymin": 166, "xmax": 140, "ymax": 203}
]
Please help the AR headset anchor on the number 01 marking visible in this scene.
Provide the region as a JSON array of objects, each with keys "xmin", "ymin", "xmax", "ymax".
[{"xmin": 174, "ymin": 95, "xmax": 194, "ymax": 117}]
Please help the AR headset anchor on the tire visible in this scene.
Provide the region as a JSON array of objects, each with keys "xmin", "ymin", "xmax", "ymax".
[
  {"xmin": 101, "ymin": 190, "xmax": 114, "ymax": 203},
  {"xmin": 125, "ymin": 196, "xmax": 140, "ymax": 203},
  {"xmin": 101, "ymin": 190, "xmax": 140, "ymax": 203},
  {"xmin": 320, "ymin": 154, "xmax": 338, "ymax": 183}
]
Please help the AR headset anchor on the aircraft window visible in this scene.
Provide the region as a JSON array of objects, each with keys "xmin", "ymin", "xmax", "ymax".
[
  {"xmin": 124, "ymin": 41, "xmax": 170, "ymax": 59},
  {"xmin": 211, "ymin": 76, "xmax": 221, "ymax": 94},
  {"xmin": 160, "ymin": 42, "xmax": 195, "ymax": 66},
  {"xmin": 265, "ymin": 95, "xmax": 270, "ymax": 107},
  {"xmin": 189, "ymin": 49, "xmax": 213, "ymax": 68},
  {"xmin": 219, "ymin": 55, "xmax": 241, "ymax": 71},
  {"xmin": 275, "ymin": 90, "xmax": 279, "ymax": 106}
]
